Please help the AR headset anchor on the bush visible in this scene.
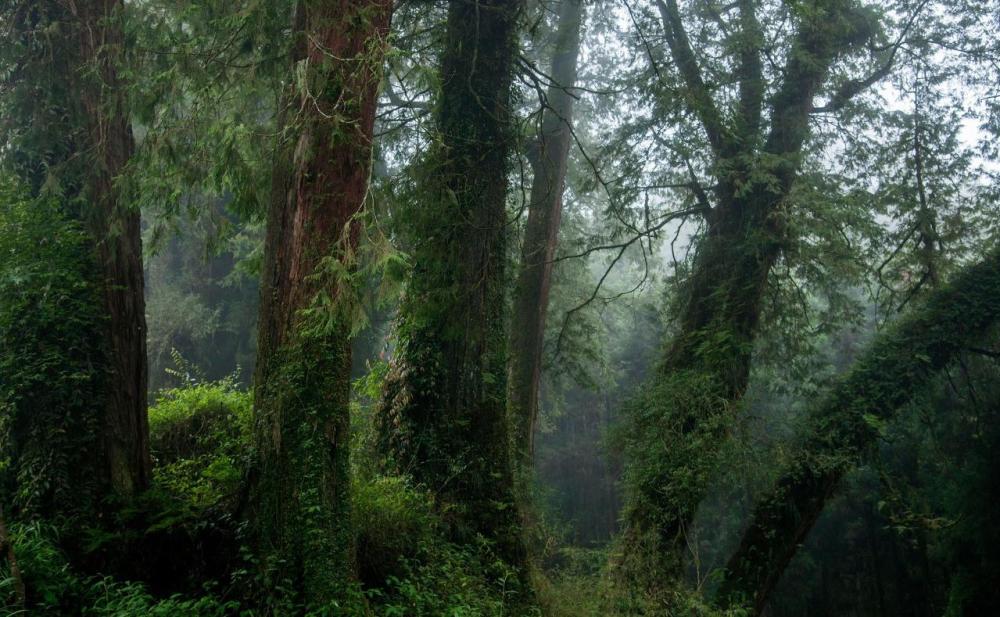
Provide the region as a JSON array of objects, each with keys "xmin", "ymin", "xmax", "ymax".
[
  {"xmin": 148, "ymin": 374, "xmax": 252, "ymax": 511},
  {"xmin": 0, "ymin": 523, "xmax": 81, "ymax": 613},
  {"xmin": 353, "ymin": 476, "xmax": 534, "ymax": 616},
  {"xmin": 0, "ymin": 179, "xmax": 107, "ymax": 518},
  {"xmin": 353, "ymin": 476, "xmax": 437, "ymax": 587},
  {"xmin": 59, "ymin": 377, "xmax": 254, "ymax": 597},
  {"xmin": 83, "ymin": 579, "xmax": 237, "ymax": 617},
  {"xmin": 0, "ymin": 523, "xmax": 240, "ymax": 616}
]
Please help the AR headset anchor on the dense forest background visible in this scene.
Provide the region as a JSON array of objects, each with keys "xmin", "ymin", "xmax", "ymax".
[{"xmin": 2, "ymin": 0, "xmax": 1000, "ymax": 615}]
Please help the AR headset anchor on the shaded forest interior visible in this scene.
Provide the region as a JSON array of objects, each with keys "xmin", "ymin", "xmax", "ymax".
[{"xmin": 2, "ymin": 0, "xmax": 1000, "ymax": 615}]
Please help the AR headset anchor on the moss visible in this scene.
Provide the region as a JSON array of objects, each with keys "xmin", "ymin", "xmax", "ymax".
[
  {"xmin": 0, "ymin": 182, "xmax": 108, "ymax": 520},
  {"xmin": 614, "ymin": 367, "xmax": 733, "ymax": 592},
  {"xmin": 251, "ymin": 332, "xmax": 355, "ymax": 610}
]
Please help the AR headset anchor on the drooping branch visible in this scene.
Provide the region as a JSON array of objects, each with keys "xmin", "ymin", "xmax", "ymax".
[{"xmin": 718, "ymin": 249, "xmax": 1000, "ymax": 616}]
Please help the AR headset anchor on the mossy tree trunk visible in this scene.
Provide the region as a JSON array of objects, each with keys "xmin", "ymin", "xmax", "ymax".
[
  {"xmin": 377, "ymin": 0, "xmax": 528, "ymax": 573},
  {"xmin": 620, "ymin": 0, "xmax": 879, "ymax": 587},
  {"xmin": 249, "ymin": 0, "xmax": 391, "ymax": 606},
  {"xmin": 508, "ymin": 0, "xmax": 584, "ymax": 488},
  {"xmin": 0, "ymin": 0, "xmax": 150, "ymax": 509},
  {"xmin": 716, "ymin": 250, "xmax": 1000, "ymax": 615}
]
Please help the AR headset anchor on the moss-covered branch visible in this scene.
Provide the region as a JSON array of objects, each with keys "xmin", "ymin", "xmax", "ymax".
[{"xmin": 717, "ymin": 249, "xmax": 1000, "ymax": 615}]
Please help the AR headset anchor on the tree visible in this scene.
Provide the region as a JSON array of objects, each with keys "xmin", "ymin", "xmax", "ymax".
[
  {"xmin": 717, "ymin": 248, "xmax": 1000, "ymax": 615},
  {"xmin": 617, "ymin": 0, "xmax": 898, "ymax": 586},
  {"xmin": 509, "ymin": 0, "xmax": 585, "ymax": 484},
  {"xmin": 248, "ymin": 0, "xmax": 392, "ymax": 606},
  {"xmin": 377, "ymin": 0, "xmax": 529, "ymax": 573},
  {"xmin": 0, "ymin": 0, "xmax": 150, "ymax": 508}
]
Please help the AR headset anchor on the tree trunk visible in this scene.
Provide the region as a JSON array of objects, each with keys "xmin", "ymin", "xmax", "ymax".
[
  {"xmin": 249, "ymin": 0, "xmax": 392, "ymax": 606},
  {"xmin": 76, "ymin": 0, "xmax": 152, "ymax": 497},
  {"xmin": 1, "ymin": 0, "xmax": 150, "ymax": 504},
  {"xmin": 619, "ymin": 0, "xmax": 877, "ymax": 587},
  {"xmin": 509, "ymin": 0, "xmax": 584, "ymax": 480},
  {"xmin": 376, "ymin": 0, "xmax": 528, "ymax": 574},
  {"xmin": 717, "ymin": 249, "xmax": 1000, "ymax": 614}
]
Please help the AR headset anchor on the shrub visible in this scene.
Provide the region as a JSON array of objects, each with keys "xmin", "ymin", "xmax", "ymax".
[
  {"xmin": 0, "ymin": 523, "xmax": 241, "ymax": 616},
  {"xmin": 148, "ymin": 375, "xmax": 252, "ymax": 511},
  {"xmin": 353, "ymin": 476, "xmax": 534, "ymax": 616},
  {"xmin": 353, "ymin": 476, "xmax": 438, "ymax": 587},
  {"xmin": 0, "ymin": 179, "xmax": 107, "ymax": 518},
  {"xmin": 83, "ymin": 579, "xmax": 237, "ymax": 617}
]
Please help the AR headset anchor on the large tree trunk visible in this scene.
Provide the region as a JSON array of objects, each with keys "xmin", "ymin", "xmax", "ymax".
[
  {"xmin": 508, "ymin": 0, "xmax": 583, "ymax": 479},
  {"xmin": 1, "ymin": 0, "xmax": 150, "ymax": 505},
  {"xmin": 717, "ymin": 249, "xmax": 1000, "ymax": 615},
  {"xmin": 249, "ymin": 0, "xmax": 391, "ymax": 605},
  {"xmin": 620, "ymin": 0, "xmax": 877, "ymax": 587},
  {"xmin": 76, "ymin": 0, "xmax": 151, "ymax": 497},
  {"xmin": 377, "ymin": 0, "xmax": 528, "ymax": 574}
]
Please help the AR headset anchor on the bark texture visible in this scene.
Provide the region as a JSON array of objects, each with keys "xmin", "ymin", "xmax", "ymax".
[
  {"xmin": 717, "ymin": 249, "xmax": 1000, "ymax": 615},
  {"xmin": 76, "ymin": 0, "xmax": 151, "ymax": 497},
  {"xmin": 377, "ymin": 0, "xmax": 528, "ymax": 573},
  {"xmin": 250, "ymin": 0, "xmax": 391, "ymax": 605},
  {"xmin": 508, "ymin": 0, "xmax": 584, "ymax": 479}
]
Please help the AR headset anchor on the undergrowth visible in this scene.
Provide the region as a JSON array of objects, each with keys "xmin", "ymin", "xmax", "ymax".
[{"xmin": 0, "ymin": 376, "xmax": 543, "ymax": 616}]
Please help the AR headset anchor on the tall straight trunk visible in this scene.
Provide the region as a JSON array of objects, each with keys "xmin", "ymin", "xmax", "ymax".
[
  {"xmin": 620, "ymin": 0, "xmax": 877, "ymax": 587},
  {"xmin": 1, "ymin": 0, "xmax": 150, "ymax": 503},
  {"xmin": 377, "ymin": 0, "xmax": 528, "ymax": 573},
  {"xmin": 250, "ymin": 0, "xmax": 391, "ymax": 605},
  {"xmin": 508, "ymin": 0, "xmax": 583, "ymax": 479},
  {"xmin": 76, "ymin": 0, "xmax": 151, "ymax": 496},
  {"xmin": 717, "ymin": 249, "xmax": 1000, "ymax": 614}
]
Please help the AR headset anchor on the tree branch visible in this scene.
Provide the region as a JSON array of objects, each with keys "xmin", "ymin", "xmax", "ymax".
[
  {"xmin": 654, "ymin": 0, "xmax": 728, "ymax": 155},
  {"xmin": 734, "ymin": 0, "xmax": 764, "ymax": 142},
  {"xmin": 811, "ymin": 0, "xmax": 930, "ymax": 114}
]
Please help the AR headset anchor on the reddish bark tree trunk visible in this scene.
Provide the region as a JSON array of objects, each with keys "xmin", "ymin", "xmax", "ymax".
[{"xmin": 250, "ymin": 0, "xmax": 392, "ymax": 605}]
